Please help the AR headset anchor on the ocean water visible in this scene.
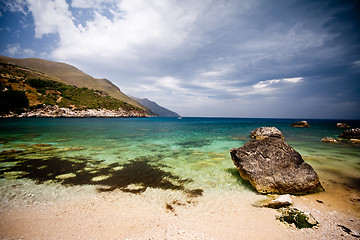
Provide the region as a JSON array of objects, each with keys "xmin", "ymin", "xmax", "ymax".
[{"xmin": 0, "ymin": 117, "xmax": 359, "ymax": 197}]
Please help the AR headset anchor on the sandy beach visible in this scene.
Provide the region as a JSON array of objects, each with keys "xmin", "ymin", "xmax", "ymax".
[{"xmin": 1, "ymin": 176, "xmax": 359, "ymax": 240}]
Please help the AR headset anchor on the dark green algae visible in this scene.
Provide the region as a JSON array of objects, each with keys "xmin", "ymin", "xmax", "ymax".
[{"xmin": 0, "ymin": 144, "xmax": 203, "ymax": 197}]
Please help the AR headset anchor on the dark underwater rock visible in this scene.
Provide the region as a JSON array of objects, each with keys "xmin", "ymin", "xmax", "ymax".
[
  {"xmin": 250, "ymin": 127, "xmax": 284, "ymax": 140},
  {"xmin": 230, "ymin": 137, "xmax": 324, "ymax": 195},
  {"xmin": 291, "ymin": 121, "xmax": 310, "ymax": 128}
]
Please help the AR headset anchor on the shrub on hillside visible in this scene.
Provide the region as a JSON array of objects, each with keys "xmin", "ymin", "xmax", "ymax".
[{"xmin": 0, "ymin": 90, "xmax": 29, "ymax": 113}]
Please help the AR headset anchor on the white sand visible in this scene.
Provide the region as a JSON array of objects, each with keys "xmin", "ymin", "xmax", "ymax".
[{"xmin": 1, "ymin": 179, "xmax": 359, "ymax": 240}]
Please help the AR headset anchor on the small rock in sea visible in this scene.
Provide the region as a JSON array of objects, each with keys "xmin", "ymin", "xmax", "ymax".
[
  {"xmin": 337, "ymin": 123, "xmax": 350, "ymax": 128},
  {"xmin": 291, "ymin": 121, "xmax": 310, "ymax": 128},
  {"xmin": 261, "ymin": 194, "xmax": 293, "ymax": 209},
  {"xmin": 250, "ymin": 127, "xmax": 284, "ymax": 140},
  {"xmin": 321, "ymin": 137, "xmax": 338, "ymax": 143},
  {"xmin": 349, "ymin": 139, "xmax": 360, "ymax": 144},
  {"xmin": 277, "ymin": 207, "xmax": 319, "ymax": 229},
  {"xmin": 339, "ymin": 128, "xmax": 360, "ymax": 139},
  {"xmin": 230, "ymin": 135, "xmax": 324, "ymax": 195}
]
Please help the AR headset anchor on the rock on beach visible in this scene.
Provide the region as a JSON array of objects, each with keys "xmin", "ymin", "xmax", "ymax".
[{"xmin": 230, "ymin": 137, "xmax": 324, "ymax": 195}]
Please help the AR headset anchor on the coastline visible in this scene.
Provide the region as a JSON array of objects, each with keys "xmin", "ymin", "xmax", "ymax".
[
  {"xmin": 0, "ymin": 105, "xmax": 149, "ymax": 118},
  {"xmin": 1, "ymin": 178, "xmax": 359, "ymax": 240}
]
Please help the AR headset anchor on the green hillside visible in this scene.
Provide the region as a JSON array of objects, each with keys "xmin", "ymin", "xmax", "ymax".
[
  {"xmin": 0, "ymin": 56, "xmax": 144, "ymax": 110},
  {"xmin": 0, "ymin": 62, "xmax": 142, "ymax": 114}
]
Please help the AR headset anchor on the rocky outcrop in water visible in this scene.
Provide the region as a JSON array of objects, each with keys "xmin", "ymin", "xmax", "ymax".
[
  {"xmin": 230, "ymin": 137, "xmax": 324, "ymax": 195},
  {"xmin": 321, "ymin": 137, "xmax": 338, "ymax": 143},
  {"xmin": 250, "ymin": 127, "xmax": 284, "ymax": 140},
  {"xmin": 339, "ymin": 128, "xmax": 360, "ymax": 139},
  {"xmin": 337, "ymin": 123, "xmax": 350, "ymax": 128},
  {"xmin": 291, "ymin": 121, "xmax": 310, "ymax": 128},
  {"xmin": 2, "ymin": 105, "xmax": 147, "ymax": 118}
]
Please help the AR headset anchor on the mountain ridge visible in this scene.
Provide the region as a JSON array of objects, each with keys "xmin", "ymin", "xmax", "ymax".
[
  {"xmin": 132, "ymin": 97, "xmax": 180, "ymax": 117},
  {"xmin": 0, "ymin": 56, "xmax": 144, "ymax": 110},
  {"xmin": 0, "ymin": 62, "xmax": 147, "ymax": 117}
]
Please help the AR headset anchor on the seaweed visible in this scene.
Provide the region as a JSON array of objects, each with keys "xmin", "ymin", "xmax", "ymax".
[
  {"xmin": 277, "ymin": 207, "xmax": 318, "ymax": 229},
  {"xmin": 0, "ymin": 148, "xmax": 203, "ymax": 197}
]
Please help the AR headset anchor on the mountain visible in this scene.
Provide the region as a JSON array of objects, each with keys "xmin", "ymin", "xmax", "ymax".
[
  {"xmin": 0, "ymin": 56, "xmax": 144, "ymax": 110},
  {"xmin": 0, "ymin": 61, "xmax": 146, "ymax": 117},
  {"xmin": 132, "ymin": 97, "xmax": 180, "ymax": 117}
]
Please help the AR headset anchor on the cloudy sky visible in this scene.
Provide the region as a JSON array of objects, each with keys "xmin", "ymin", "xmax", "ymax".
[{"xmin": 1, "ymin": 0, "xmax": 359, "ymax": 118}]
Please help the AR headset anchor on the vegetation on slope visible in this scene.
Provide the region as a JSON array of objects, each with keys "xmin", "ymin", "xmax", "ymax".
[
  {"xmin": 0, "ymin": 56, "xmax": 145, "ymax": 110},
  {"xmin": 0, "ymin": 62, "xmax": 141, "ymax": 114}
]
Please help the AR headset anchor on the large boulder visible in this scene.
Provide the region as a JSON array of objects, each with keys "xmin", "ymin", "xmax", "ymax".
[
  {"xmin": 291, "ymin": 121, "xmax": 310, "ymax": 128},
  {"xmin": 250, "ymin": 127, "xmax": 284, "ymax": 140},
  {"xmin": 339, "ymin": 128, "xmax": 360, "ymax": 139},
  {"xmin": 230, "ymin": 137, "xmax": 324, "ymax": 195}
]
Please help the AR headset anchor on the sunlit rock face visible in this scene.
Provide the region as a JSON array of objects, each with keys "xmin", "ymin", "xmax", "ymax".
[
  {"xmin": 230, "ymin": 137, "xmax": 324, "ymax": 195},
  {"xmin": 249, "ymin": 127, "xmax": 284, "ymax": 140}
]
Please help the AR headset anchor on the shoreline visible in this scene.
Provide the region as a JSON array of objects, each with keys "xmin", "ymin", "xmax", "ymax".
[
  {"xmin": 0, "ymin": 105, "xmax": 149, "ymax": 118},
  {"xmin": 1, "ymin": 177, "xmax": 359, "ymax": 240}
]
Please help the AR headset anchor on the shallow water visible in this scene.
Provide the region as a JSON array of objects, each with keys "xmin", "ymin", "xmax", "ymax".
[{"xmin": 0, "ymin": 117, "xmax": 359, "ymax": 197}]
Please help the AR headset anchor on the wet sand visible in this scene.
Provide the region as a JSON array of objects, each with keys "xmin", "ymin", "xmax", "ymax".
[{"xmin": 1, "ymin": 177, "xmax": 359, "ymax": 240}]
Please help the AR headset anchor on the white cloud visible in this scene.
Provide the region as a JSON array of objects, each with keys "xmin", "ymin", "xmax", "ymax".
[
  {"xmin": 5, "ymin": 44, "xmax": 20, "ymax": 55},
  {"xmin": 27, "ymin": 0, "xmax": 75, "ymax": 38},
  {"xmin": 283, "ymin": 77, "xmax": 303, "ymax": 83},
  {"xmin": 1, "ymin": 0, "xmax": 27, "ymax": 14},
  {"xmin": 253, "ymin": 79, "xmax": 281, "ymax": 89},
  {"xmin": 5, "ymin": 43, "xmax": 35, "ymax": 57},
  {"xmin": 26, "ymin": 0, "xmax": 207, "ymax": 63},
  {"xmin": 71, "ymin": 0, "xmax": 117, "ymax": 9},
  {"xmin": 253, "ymin": 77, "xmax": 302, "ymax": 89}
]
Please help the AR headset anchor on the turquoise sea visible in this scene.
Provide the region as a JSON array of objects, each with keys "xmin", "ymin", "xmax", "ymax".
[{"xmin": 0, "ymin": 117, "xmax": 359, "ymax": 196}]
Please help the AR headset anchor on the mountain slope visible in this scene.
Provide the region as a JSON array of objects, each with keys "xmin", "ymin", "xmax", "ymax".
[
  {"xmin": 0, "ymin": 62, "xmax": 145, "ymax": 117},
  {"xmin": 132, "ymin": 97, "xmax": 180, "ymax": 117},
  {"xmin": 0, "ymin": 56, "xmax": 143, "ymax": 110}
]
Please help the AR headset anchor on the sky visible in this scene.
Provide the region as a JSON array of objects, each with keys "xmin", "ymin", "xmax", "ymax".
[{"xmin": 0, "ymin": 0, "xmax": 359, "ymax": 119}]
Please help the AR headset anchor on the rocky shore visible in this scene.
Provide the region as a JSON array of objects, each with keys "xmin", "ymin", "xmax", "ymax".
[{"xmin": 1, "ymin": 105, "xmax": 148, "ymax": 118}]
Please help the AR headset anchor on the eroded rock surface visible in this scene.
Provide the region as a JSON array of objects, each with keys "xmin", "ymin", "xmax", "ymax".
[
  {"xmin": 230, "ymin": 137, "xmax": 324, "ymax": 195},
  {"xmin": 339, "ymin": 128, "xmax": 360, "ymax": 139},
  {"xmin": 250, "ymin": 127, "xmax": 284, "ymax": 140}
]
